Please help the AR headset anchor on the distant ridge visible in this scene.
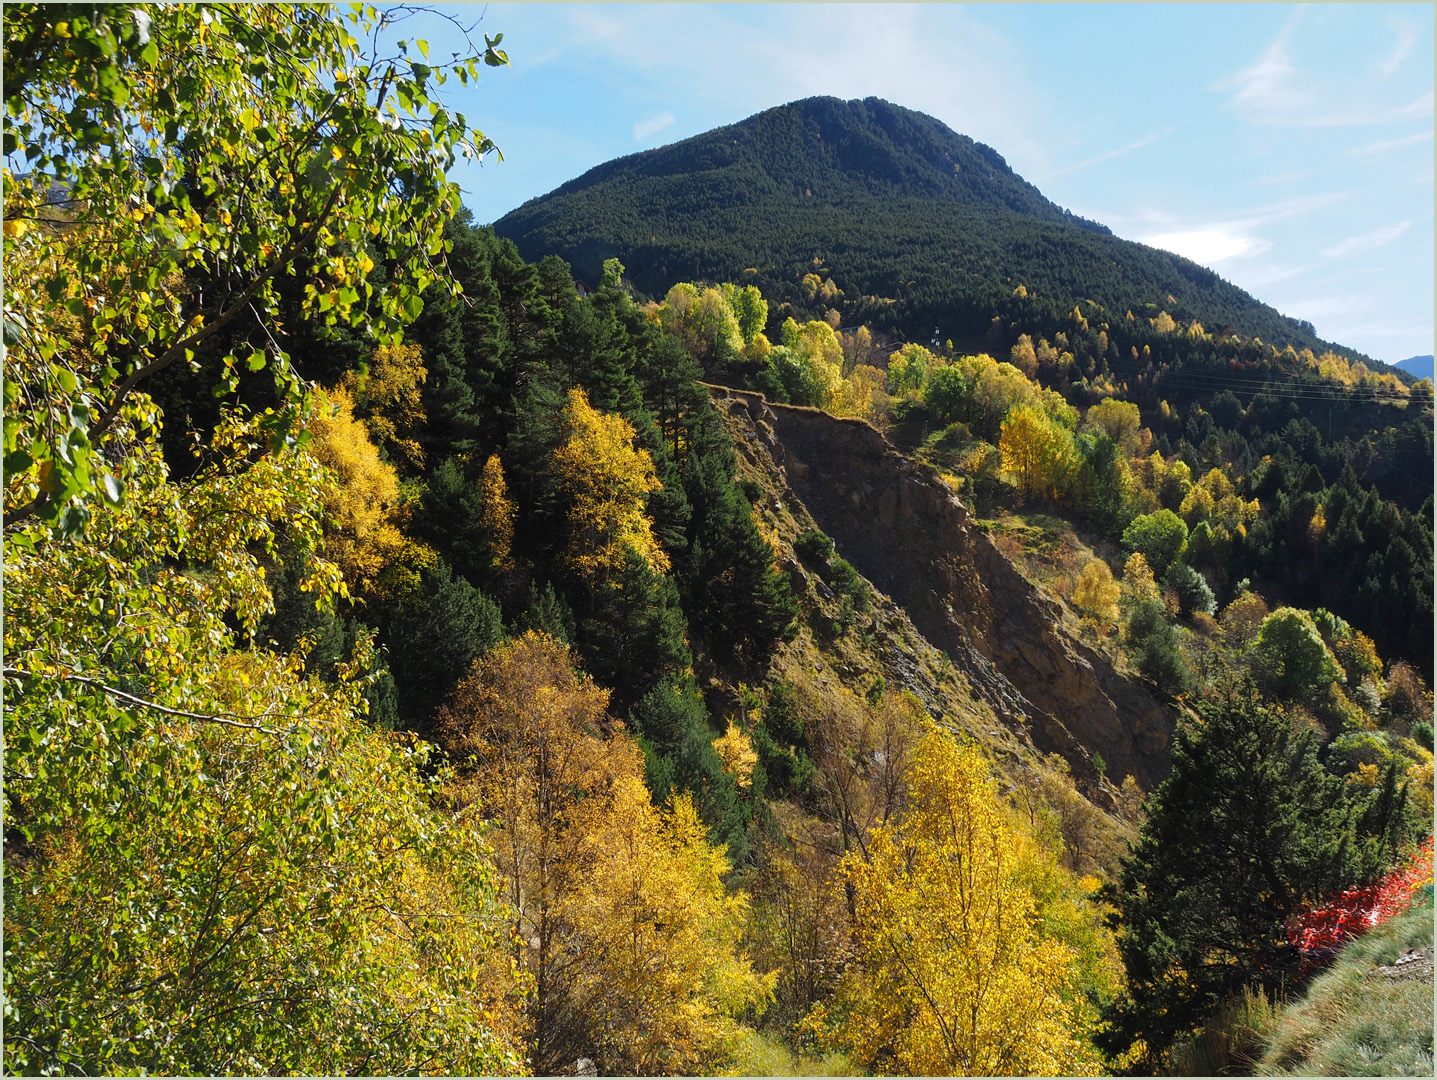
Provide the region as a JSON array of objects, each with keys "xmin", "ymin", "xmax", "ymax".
[
  {"xmin": 1396, "ymin": 354, "xmax": 1434, "ymax": 381},
  {"xmin": 496, "ymin": 96, "xmax": 1370, "ymax": 361}
]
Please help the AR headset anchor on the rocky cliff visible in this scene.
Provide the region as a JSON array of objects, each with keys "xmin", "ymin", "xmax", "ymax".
[{"xmin": 711, "ymin": 385, "xmax": 1175, "ymax": 790}]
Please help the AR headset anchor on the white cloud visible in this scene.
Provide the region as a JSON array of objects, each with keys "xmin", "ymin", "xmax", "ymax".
[
  {"xmin": 1350, "ymin": 130, "xmax": 1434, "ymax": 155},
  {"xmin": 1322, "ymin": 220, "xmax": 1412, "ymax": 259},
  {"xmin": 633, "ymin": 112, "xmax": 675, "ymax": 141},
  {"xmin": 1141, "ymin": 228, "xmax": 1269, "ymax": 265},
  {"xmin": 1298, "ymin": 91, "xmax": 1434, "ymax": 129},
  {"xmin": 1214, "ymin": 12, "xmax": 1308, "ymax": 119}
]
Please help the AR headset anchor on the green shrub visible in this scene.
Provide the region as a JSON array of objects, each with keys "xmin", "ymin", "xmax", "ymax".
[
  {"xmin": 1163, "ymin": 561, "xmax": 1216, "ymax": 617},
  {"xmin": 795, "ymin": 529, "xmax": 835, "ymax": 564}
]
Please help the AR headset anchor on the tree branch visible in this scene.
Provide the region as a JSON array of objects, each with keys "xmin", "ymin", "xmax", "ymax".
[{"xmin": 2, "ymin": 666, "xmax": 310, "ymax": 735}]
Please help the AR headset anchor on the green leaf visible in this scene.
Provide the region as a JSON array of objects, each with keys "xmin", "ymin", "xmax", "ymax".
[
  {"xmin": 100, "ymin": 474, "xmax": 124, "ymax": 505},
  {"xmin": 246, "ymin": 350, "xmax": 267, "ymax": 372}
]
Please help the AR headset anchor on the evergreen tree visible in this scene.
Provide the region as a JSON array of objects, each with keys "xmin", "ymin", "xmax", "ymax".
[
  {"xmin": 1098, "ymin": 685, "xmax": 1383, "ymax": 1069},
  {"xmin": 679, "ymin": 408, "xmax": 798, "ymax": 665},
  {"xmin": 385, "ymin": 560, "xmax": 505, "ymax": 733},
  {"xmin": 578, "ymin": 546, "xmax": 691, "ymax": 708}
]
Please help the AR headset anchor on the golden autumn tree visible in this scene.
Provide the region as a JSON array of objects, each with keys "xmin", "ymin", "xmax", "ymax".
[
  {"xmin": 1072, "ymin": 557, "xmax": 1122, "ymax": 626},
  {"xmin": 436, "ymin": 631, "xmax": 623, "ymax": 1073},
  {"xmin": 1121, "ymin": 552, "xmax": 1162, "ymax": 607},
  {"xmin": 478, "ymin": 453, "xmax": 517, "ymax": 574},
  {"xmin": 339, "ymin": 341, "xmax": 428, "ymax": 471},
  {"xmin": 1000, "ymin": 404, "xmax": 1074, "ymax": 500},
  {"xmin": 1010, "ymin": 333, "xmax": 1039, "ymax": 377},
  {"xmin": 1083, "ymin": 397, "xmax": 1143, "ymax": 454},
  {"xmin": 551, "ymin": 387, "xmax": 669, "ymax": 580},
  {"xmin": 824, "ymin": 729, "xmax": 1101, "ymax": 1076},
  {"xmin": 436, "ymin": 632, "xmax": 772, "ymax": 1075},
  {"xmin": 568, "ymin": 768, "xmax": 774, "ymax": 1075},
  {"xmin": 712, "ymin": 720, "xmax": 759, "ymax": 789},
  {"xmin": 305, "ymin": 385, "xmax": 419, "ymax": 594}
]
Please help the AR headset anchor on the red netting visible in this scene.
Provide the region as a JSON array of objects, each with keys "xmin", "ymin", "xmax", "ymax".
[{"xmin": 1287, "ymin": 836, "xmax": 1434, "ymax": 976}]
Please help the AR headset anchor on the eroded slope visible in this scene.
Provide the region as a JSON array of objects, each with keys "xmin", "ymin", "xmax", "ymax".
[{"xmin": 713, "ymin": 385, "xmax": 1174, "ymax": 790}]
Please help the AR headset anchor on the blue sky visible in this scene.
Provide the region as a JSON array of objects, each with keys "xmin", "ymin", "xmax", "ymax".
[{"xmin": 409, "ymin": 3, "xmax": 1433, "ymax": 365}]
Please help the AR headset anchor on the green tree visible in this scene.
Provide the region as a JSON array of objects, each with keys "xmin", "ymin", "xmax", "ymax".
[
  {"xmin": 923, "ymin": 364, "xmax": 970, "ymax": 423},
  {"xmin": 1250, "ymin": 607, "xmax": 1345, "ymax": 704},
  {"xmin": 1124, "ymin": 601, "xmax": 1194, "ymax": 698},
  {"xmin": 1098, "ymin": 686, "xmax": 1379, "ymax": 1070},
  {"xmin": 1162, "ymin": 560, "xmax": 1216, "ymax": 617},
  {"xmin": 385, "ymin": 560, "xmax": 504, "ymax": 732},
  {"xmin": 1122, "ymin": 509, "xmax": 1189, "ymax": 576}
]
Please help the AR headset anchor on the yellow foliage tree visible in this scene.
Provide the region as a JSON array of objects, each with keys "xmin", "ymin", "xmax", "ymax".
[
  {"xmin": 1151, "ymin": 311, "xmax": 1177, "ymax": 333},
  {"xmin": 1122, "ymin": 552, "xmax": 1162, "ymax": 606},
  {"xmin": 552, "ymin": 388, "xmax": 669, "ymax": 580},
  {"xmin": 478, "ymin": 453, "xmax": 517, "ymax": 574},
  {"xmin": 660, "ymin": 282, "xmax": 744, "ymax": 365},
  {"xmin": 885, "ymin": 343, "xmax": 940, "ymax": 397},
  {"xmin": 569, "ymin": 771, "xmax": 774, "ymax": 1074},
  {"xmin": 1010, "ymin": 333, "xmax": 1039, "ymax": 377},
  {"xmin": 339, "ymin": 341, "xmax": 428, "ymax": 470},
  {"xmin": 1084, "ymin": 397, "xmax": 1142, "ymax": 454},
  {"xmin": 712, "ymin": 720, "xmax": 759, "ymax": 789},
  {"xmin": 1072, "ymin": 558, "xmax": 1122, "ymax": 626},
  {"xmin": 828, "ymin": 729, "xmax": 1101, "ymax": 1076},
  {"xmin": 437, "ymin": 632, "xmax": 772, "ymax": 1075},
  {"xmin": 1000, "ymin": 404, "xmax": 1074, "ymax": 499},
  {"xmin": 305, "ymin": 385, "xmax": 412, "ymax": 593},
  {"xmin": 436, "ymin": 631, "xmax": 624, "ymax": 1072}
]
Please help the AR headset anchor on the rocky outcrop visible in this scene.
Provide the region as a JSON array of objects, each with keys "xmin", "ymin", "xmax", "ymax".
[{"xmin": 712, "ymin": 385, "xmax": 1174, "ymax": 789}]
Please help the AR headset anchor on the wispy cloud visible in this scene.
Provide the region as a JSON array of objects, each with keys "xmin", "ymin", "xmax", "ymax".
[
  {"xmin": 633, "ymin": 112, "xmax": 675, "ymax": 141},
  {"xmin": 1322, "ymin": 220, "xmax": 1412, "ymax": 259},
  {"xmin": 1350, "ymin": 130, "xmax": 1434, "ymax": 155},
  {"xmin": 1378, "ymin": 21, "xmax": 1421, "ymax": 78},
  {"xmin": 1299, "ymin": 91, "xmax": 1434, "ymax": 128},
  {"xmin": 1215, "ymin": 11, "xmax": 1308, "ymax": 118},
  {"xmin": 1044, "ymin": 128, "xmax": 1177, "ymax": 180},
  {"xmin": 1132, "ymin": 192, "xmax": 1349, "ymax": 268},
  {"xmin": 1216, "ymin": 10, "xmax": 1433, "ymax": 128},
  {"xmin": 1251, "ymin": 170, "xmax": 1312, "ymax": 187}
]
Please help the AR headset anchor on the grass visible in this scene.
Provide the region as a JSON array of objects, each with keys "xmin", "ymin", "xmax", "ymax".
[
  {"xmin": 1169, "ymin": 984, "xmax": 1282, "ymax": 1076},
  {"xmin": 1255, "ymin": 898, "xmax": 1434, "ymax": 1077},
  {"xmin": 725, "ymin": 1028, "xmax": 854, "ymax": 1077}
]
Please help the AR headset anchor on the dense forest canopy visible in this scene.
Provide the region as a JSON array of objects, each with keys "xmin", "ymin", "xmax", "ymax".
[{"xmin": 4, "ymin": 7, "xmax": 1432, "ymax": 1078}]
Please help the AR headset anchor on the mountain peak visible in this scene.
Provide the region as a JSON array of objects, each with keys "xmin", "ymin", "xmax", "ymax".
[
  {"xmin": 495, "ymin": 97, "xmax": 1352, "ymax": 358},
  {"xmin": 526, "ymin": 96, "xmax": 1109, "ymax": 236}
]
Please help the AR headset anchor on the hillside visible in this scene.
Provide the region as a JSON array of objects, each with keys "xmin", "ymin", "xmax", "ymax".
[
  {"xmin": 8, "ymin": 8, "xmax": 1431, "ymax": 1075},
  {"xmin": 495, "ymin": 96, "xmax": 1374, "ymax": 362},
  {"xmin": 714, "ymin": 386, "xmax": 1172, "ymax": 790}
]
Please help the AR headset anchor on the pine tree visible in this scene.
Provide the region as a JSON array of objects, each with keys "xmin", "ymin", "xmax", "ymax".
[{"xmin": 1098, "ymin": 684, "xmax": 1378, "ymax": 1069}]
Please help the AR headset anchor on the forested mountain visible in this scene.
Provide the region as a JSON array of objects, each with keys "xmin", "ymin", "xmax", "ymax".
[{"xmin": 495, "ymin": 96, "xmax": 1383, "ymax": 365}]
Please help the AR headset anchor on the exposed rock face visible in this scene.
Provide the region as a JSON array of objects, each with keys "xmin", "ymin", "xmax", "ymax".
[{"xmin": 713, "ymin": 386, "xmax": 1175, "ymax": 789}]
